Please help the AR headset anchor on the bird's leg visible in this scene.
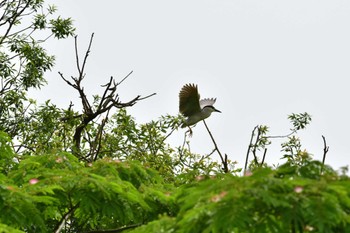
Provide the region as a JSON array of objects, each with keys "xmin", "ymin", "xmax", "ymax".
[{"xmin": 186, "ymin": 125, "xmax": 195, "ymax": 137}]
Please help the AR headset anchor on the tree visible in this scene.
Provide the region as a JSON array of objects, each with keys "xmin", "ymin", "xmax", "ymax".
[
  {"xmin": 1, "ymin": 1, "xmax": 350, "ymax": 233},
  {"xmin": 0, "ymin": 0, "xmax": 74, "ymax": 142}
]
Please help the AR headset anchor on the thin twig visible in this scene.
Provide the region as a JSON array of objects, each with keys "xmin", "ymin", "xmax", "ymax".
[
  {"xmin": 136, "ymin": 92, "xmax": 157, "ymax": 101},
  {"xmin": 252, "ymin": 127, "xmax": 261, "ymax": 165},
  {"xmin": 92, "ymin": 112, "xmax": 109, "ymax": 161},
  {"xmin": 244, "ymin": 126, "xmax": 258, "ymax": 174},
  {"xmin": 80, "ymin": 33, "xmax": 94, "ymax": 78},
  {"xmin": 321, "ymin": 135, "xmax": 329, "ymax": 174},
  {"xmin": 203, "ymin": 120, "xmax": 228, "ymax": 173},
  {"xmin": 265, "ymin": 131, "xmax": 295, "ymax": 139},
  {"xmin": 162, "ymin": 128, "xmax": 176, "ymax": 142},
  {"xmin": 117, "ymin": 70, "xmax": 133, "ymax": 86},
  {"xmin": 75, "ymin": 35, "xmax": 81, "ymax": 74},
  {"xmin": 260, "ymin": 148, "xmax": 267, "ymax": 166}
]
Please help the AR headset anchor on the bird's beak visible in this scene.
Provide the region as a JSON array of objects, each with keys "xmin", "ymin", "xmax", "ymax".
[{"xmin": 215, "ymin": 108, "xmax": 221, "ymax": 113}]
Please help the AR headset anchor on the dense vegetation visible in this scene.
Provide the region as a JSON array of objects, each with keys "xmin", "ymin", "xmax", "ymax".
[{"xmin": 1, "ymin": 1, "xmax": 349, "ymax": 232}]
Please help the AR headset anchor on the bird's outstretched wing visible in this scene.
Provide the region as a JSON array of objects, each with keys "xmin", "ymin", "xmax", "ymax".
[
  {"xmin": 199, "ymin": 98, "xmax": 216, "ymax": 109},
  {"xmin": 179, "ymin": 84, "xmax": 201, "ymax": 117}
]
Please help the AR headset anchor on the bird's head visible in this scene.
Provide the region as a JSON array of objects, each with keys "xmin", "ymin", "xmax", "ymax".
[{"xmin": 202, "ymin": 105, "xmax": 221, "ymax": 114}]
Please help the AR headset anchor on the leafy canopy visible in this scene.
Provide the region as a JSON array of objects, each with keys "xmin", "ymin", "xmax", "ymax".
[{"xmin": 0, "ymin": 1, "xmax": 349, "ymax": 233}]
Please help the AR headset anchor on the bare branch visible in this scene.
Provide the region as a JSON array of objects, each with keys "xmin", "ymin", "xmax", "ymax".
[
  {"xmin": 74, "ymin": 35, "xmax": 81, "ymax": 74},
  {"xmin": 117, "ymin": 70, "xmax": 133, "ymax": 86},
  {"xmin": 59, "ymin": 34, "xmax": 156, "ymax": 159},
  {"xmin": 321, "ymin": 135, "xmax": 329, "ymax": 174},
  {"xmin": 203, "ymin": 120, "xmax": 228, "ymax": 173},
  {"xmin": 260, "ymin": 148, "xmax": 267, "ymax": 166},
  {"xmin": 98, "ymin": 76, "xmax": 114, "ymax": 111},
  {"xmin": 58, "ymin": 71, "xmax": 74, "ymax": 87},
  {"xmin": 244, "ymin": 125, "xmax": 258, "ymax": 174},
  {"xmin": 137, "ymin": 92, "xmax": 157, "ymax": 101},
  {"xmin": 80, "ymin": 33, "xmax": 94, "ymax": 78},
  {"xmin": 92, "ymin": 111, "xmax": 110, "ymax": 161}
]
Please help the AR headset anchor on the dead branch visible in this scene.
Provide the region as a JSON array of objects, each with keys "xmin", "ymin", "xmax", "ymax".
[
  {"xmin": 58, "ymin": 34, "xmax": 156, "ymax": 159},
  {"xmin": 251, "ymin": 127, "xmax": 261, "ymax": 165},
  {"xmin": 260, "ymin": 148, "xmax": 267, "ymax": 166},
  {"xmin": 203, "ymin": 120, "xmax": 229, "ymax": 173},
  {"xmin": 244, "ymin": 125, "xmax": 258, "ymax": 174},
  {"xmin": 321, "ymin": 135, "xmax": 329, "ymax": 174}
]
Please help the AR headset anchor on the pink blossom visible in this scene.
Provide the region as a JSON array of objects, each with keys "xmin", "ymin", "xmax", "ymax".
[
  {"xmin": 211, "ymin": 191, "xmax": 228, "ymax": 202},
  {"xmin": 294, "ymin": 186, "xmax": 303, "ymax": 193},
  {"xmin": 56, "ymin": 157, "xmax": 63, "ymax": 163},
  {"xmin": 244, "ymin": 170, "xmax": 253, "ymax": 176},
  {"xmin": 195, "ymin": 175, "xmax": 205, "ymax": 181},
  {"xmin": 29, "ymin": 178, "xmax": 39, "ymax": 185}
]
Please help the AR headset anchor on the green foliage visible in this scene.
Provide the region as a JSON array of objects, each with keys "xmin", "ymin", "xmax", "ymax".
[
  {"xmin": 0, "ymin": 0, "xmax": 75, "ymax": 139},
  {"xmin": 288, "ymin": 112, "xmax": 312, "ymax": 131},
  {"xmin": 0, "ymin": 131, "xmax": 15, "ymax": 174},
  {"xmin": 50, "ymin": 17, "xmax": 75, "ymax": 39},
  {"xmin": 131, "ymin": 168, "xmax": 350, "ymax": 233},
  {"xmin": 1, "ymin": 1, "xmax": 349, "ymax": 232},
  {"xmin": 247, "ymin": 112, "xmax": 313, "ymax": 170},
  {"xmin": 1, "ymin": 148, "xmax": 176, "ymax": 232},
  {"xmin": 101, "ymin": 110, "xmax": 198, "ymax": 181},
  {"xmin": 15, "ymin": 100, "xmax": 78, "ymax": 155},
  {"xmin": 0, "ymin": 223, "xmax": 25, "ymax": 233}
]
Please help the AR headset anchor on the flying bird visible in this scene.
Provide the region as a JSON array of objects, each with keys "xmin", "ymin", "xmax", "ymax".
[{"xmin": 179, "ymin": 84, "xmax": 221, "ymax": 128}]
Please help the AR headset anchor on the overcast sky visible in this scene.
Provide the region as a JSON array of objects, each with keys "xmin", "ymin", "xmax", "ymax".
[{"xmin": 31, "ymin": 0, "xmax": 350, "ymax": 171}]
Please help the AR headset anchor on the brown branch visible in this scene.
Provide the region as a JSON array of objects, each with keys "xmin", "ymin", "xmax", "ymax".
[
  {"xmin": 117, "ymin": 70, "xmax": 133, "ymax": 86},
  {"xmin": 92, "ymin": 111, "xmax": 110, "ymax": 161},
  {"xmin": 321, "ymin": 135, "xmax": 329, "ymax": 174},
  {"xmin": 260, "ymin": 148, "xmax": 267, "ymax": 166},
  {"xmin": 251, "ymin": 127, "xmax": 261, "ymax": 165},
  {"xmin": 59, "ymin": 34, "xmax": 156, "ymax": 159},
  {"xmin": 244, "ymin": 126, "xmax": 258, "ymax": 174},
  {"xmin": 98, "ymin": 76, "xmax": 114, "ymax": 111},
  {"xmin": 75, "ymin": 35, "xmax": 81, "ymax": 74},
  {"xmin": 136, "ymin": 92, "xmax": 157, "ymax": 101},
  {"xmin": 203, "ymin": 120, "xmax": 228, "ymax": 173},
  {"xmin": 80, "ymin": 33, "xmax": 94, "ymax": 78},
  {"xmin": 73, "ymin": 34, "xmax": 94, "ymax": 114}
]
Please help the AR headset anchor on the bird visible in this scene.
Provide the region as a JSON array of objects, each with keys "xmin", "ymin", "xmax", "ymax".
[{"xmin": 179, "ymin": 84, "xmax": 221, "ymax": 129}]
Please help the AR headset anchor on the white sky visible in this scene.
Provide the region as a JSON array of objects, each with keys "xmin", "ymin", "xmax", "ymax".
[{"xmin": 31, "ymin": 0, "xmax": 350, "ymax": 171}]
